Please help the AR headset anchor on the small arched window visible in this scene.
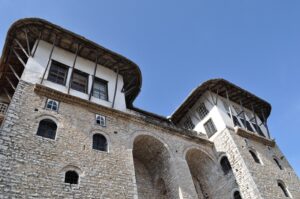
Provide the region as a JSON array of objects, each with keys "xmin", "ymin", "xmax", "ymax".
[
  {"xmin": 64, "ymin": 170, "xmax": 79, "ymax": 184},
  {"xmin": 36, "ymin": 119, "xmax": 57, "ymax": 139},
  {"xmin": 278, "ymin": 181, "xmax": 291, "ymax": 197},
  {"xmin": 93, "ymin": 134, "xmax": 107, "ymax": 151},
  {"xmin": 233, "ymin": 191, "xmax": 242, "ymax": 199},
  {"xmin": 273, "ymin": 158, "xmax": 283, "ymax": 170},
  {"xmin": 46, "ymin": 99, "xmax": 59, "ymax": 111},
  {"xmin": 249, "ymin": 150, "xmax": 261, "ymax": 164},
  {"xmin": 220, "ymin": 156, "xmax": 232, "ymax": 175}
]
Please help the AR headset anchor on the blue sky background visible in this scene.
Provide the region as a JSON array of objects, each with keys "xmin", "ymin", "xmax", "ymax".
[{"xmin": 1, "ymin": 0, "xmax": 299, "ymax": 176}]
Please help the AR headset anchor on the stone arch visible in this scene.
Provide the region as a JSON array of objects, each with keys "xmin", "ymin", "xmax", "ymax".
[
  {"xmin": 132, "ymin": 134, "xmax": 175, "ymax": 199},
  {"xmin": 185, "ymin": 148, "xmax": 223, "ymax": 199}
]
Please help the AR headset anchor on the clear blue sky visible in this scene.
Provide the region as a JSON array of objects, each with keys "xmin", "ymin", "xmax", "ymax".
[{"xmin": 1, "ymin": 0, "xmax": 299, "ymax": 176}]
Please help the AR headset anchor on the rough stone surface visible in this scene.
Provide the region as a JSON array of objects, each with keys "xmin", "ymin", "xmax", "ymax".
[{"xmin": 0, "ymin": 81, "xmax": 299, "ymax": 199}]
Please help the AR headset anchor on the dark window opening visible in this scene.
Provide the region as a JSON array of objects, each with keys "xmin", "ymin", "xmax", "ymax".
[
  {"xmin": 93, "ymin": 134, "xmax": 107, "ymax": 151},
  {"xmin": 220, "ymin": 156, "xmax": 232, "ymax": 175},
  {"xmin": 233, "ymin": 191, "xmax": 242, "ymax": 199},
  {"xmin": 252, "ymin": 122, "xmax": 265, "ymax": 137},
  {"xmin": 183, "ymin": 116, "xmax": 195, "ymax": 130},
  {"xmin": 274, "ymin": 158, "xmax": 283, "ymax": 170},
  {"xmin": 196, "ymin": 103, "xmax": 209, "ymax": 120},
  {"xmin": 93, "ymin": 78, "xmax": 108, "ymax": 101},
  {"xmin": 204, "ymin": 119, "xmax": 217, "ymax": 138},
  {"xmin": 249, "ymin": 150, "xmax": 260, "ymax": 164},
  {"xmin": 47, "ymin": 60, "xmax": 69, "ymax": 85},
  {"xmin": 71, "ymin": 69, "xmax": 89, "ymax": 93},
  {"xmin": 46, "ymin": 99, "xmax": 59, "ymax": 111},
  {"xmin": 240, "ymin": 118, "xmax": 254, "ymax": 132},
  {"xmin": 64, "ymin": 170, "xmax": 79, "ymax": 184},
  {"xmin": 36, "ymin": 119, "xmax": 57, "ymax": 139},
  {"xmin": 278, "ymin": 182, "xmax": 290, "ymax": 197},
  {"xmin": 233, "ymin": 115, "xmax": 242, "ymax": 127}
]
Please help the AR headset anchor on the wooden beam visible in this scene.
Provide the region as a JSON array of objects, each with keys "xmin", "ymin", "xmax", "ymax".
[
  {"xmin": 32, "ymin": 31, "xmax": 42, "ymax": 57},
  {"xmin": 41, "ymin": 35, "xmax": 57, "ymax": 84},
  {"xmin": 11, "ymin": 47, "xmax": 26, "ymax": 67},
  {"xmin": 3, "ymin": 88, "xmax": 11, "ymax": 101},
  {"xmin": 14, "ymin": 39, "xmax": 29, "ymax": 58},
  {"xmin": 67, "ymin": 43, "xmax": 80, "ymax": 94},
  {"xmin": 112, "ymin": 67, "xmax": 119, "ymax": 108},
  {"xmin": 8, "ymin": 64, "xmax": 20, "ymax": 80},
  {"xmin": 24, "ymin": 29, "xmax": 31, "ymax": 56},
  {"xmin": 5, "ymin": 76, "xmax": 15, "ymax": 90}
]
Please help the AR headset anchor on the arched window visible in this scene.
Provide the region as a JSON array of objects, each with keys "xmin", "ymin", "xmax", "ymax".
[
  {"xmin": 64, "ymin": 170, "xmax": 79, "ymax": 184},
  {"xmin": 220, "ymin": 156, "xmax": 232, "ymax": 175},
  {"xmin": 93, "ymin": 134, "xmax": 107, "ymax": 151},
  {"xmin": 278, "ymin": 181, "xmax": 291, "ymax": 197},
  {"xmin": 36, "ymin": 119, "xmax": 57, "ymax": 139},
  {"xmin": 233, "ymin": 191, "xmax": 242, "ymax": 199},
  {"xmin": 249, "ymin": 150, "xmax": 261, "ymax": 164},
  {"xmin": 46, "ymin": 99, "xmax": 59, "ymax": 111},
  {"xmin": 273, "ymin": 158, "xmax": 283, "ymax": 170}
]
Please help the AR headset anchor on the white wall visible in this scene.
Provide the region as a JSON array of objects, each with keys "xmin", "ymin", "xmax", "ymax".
[
  {"xmin": 21, "ymin": 40, "xmax": 127, "ymax": 111},
  {"xmin": 179, "ymin": 91, "xmax": 269, "ymax": 139}
]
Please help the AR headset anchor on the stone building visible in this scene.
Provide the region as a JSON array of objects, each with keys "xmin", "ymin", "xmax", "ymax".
[{"xmin": 0, "ymin": 18, "xmax": 299, "ymax": 199}]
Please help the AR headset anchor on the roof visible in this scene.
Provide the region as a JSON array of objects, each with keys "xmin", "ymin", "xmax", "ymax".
[
  {"xmin": 0, "ymin": 18, "xmax": 142, "ymax": 107},
  {"xmin": 171, "ymin": 78, "xmax": 271, "ymax": 124}
]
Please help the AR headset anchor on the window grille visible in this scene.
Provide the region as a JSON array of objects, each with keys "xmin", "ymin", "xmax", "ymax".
[
  {"xmin": 204, "ymin": 119, "xmax": 217, "ymax": 138},
  {"xmin": 0, "ymin": 102, "xmax": 8, "ymax": 114},
  {"xmin": 71, "ymin": 69, "xmax": 89, "ymax": 93},
  {"xmin": 65, "ymin": 171, "xmax": 79, "ymax": 184},
  {"xmin": 93, "ymin": 134, "xmax": 108, "ymax": 151},
  {"xmin": 47, "ymin": 60, "xmax": 69, "ymax": 85},
  {"xmin": 46, "ymin": 99, "xmax": 59, "ymax": 111},
  {"xmin": 196, "ymin": 103, "xmax": 209, "ymax": 120},
  {"xmin": 183, "ymin": 116, "xmax": 194, "ymax": 130},
  {"xmin": 96, "ymin": 114, "xmax": 106, "ymax": 127},
  {"xmin": 93, "ymin": 78, "xmax": 108, "ymax": 101},
  {"xmin": 36, "ymin": 119, "xmax": 57, "ymax": 139}
]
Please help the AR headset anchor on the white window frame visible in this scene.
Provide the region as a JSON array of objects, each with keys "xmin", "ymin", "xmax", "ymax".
[
  {"xmin": 45, "ymin": 99, "xmax": 59, "ymax": 112},
  {"xmin": 96, "ymin": 114, "xmax": 106, "ymax": 127}
]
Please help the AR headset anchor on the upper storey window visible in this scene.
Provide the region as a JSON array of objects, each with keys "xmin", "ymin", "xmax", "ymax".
[
  {"xmin": 48, "ymin": 60, "xmax": 69, "ymax": 85},
  {"xmin": 71, "ymin": 69, "xmax": 89, "ymax": 93},
  {"xmin": 204, "ymin": 118, "xmax": 217, "ymax": 138},
  {"xmin": 196, "ymin": 103, "xmax": 209, "ymax": 120},
  {"xmin": 183, "ymin": 116, "xmax": 195, "ymax": 130},
  {"xmin": 93, "ymin": 78, "xmax": 108, "ymax": 101}
]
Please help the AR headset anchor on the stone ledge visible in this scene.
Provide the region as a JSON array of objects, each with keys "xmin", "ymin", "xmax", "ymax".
[
  {"xmin": 235, "ymin": 127, "xmax": 275, "ymax": 147},
  {"xmin": 34, "ymin": 83, "xmax": 213, "ymax": 146}
]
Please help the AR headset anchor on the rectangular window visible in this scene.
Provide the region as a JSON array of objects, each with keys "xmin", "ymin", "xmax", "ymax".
[
  {"xmin": 196, "ymin": 103, "xmax": 209, "ymax": 120},
  {"xmin": 71, "ymin": 69, "xmax": 89, "ymax": 93},
  {"xmin": 252, "ymin": 122, "xmax": 265, "ymax": 137},
  {"xmin": 96, "ymin": 114, "xmax": 106, "ymax": 127},
  {"xmin": 93, "ymin": 78, "xmax": 108, "ymax": 101},
  {"xmin": 183, "ymin": 116, "xmax": 195, "ymax": 130},
  {"xmin": 204, "ymin": 119, "xmax": 217, "ymax": 138},
  {"xmin": 47, "ymin": 60, "xmax": 69, "ymax": 85},
  {"xmin": 233, "ymin": 115, "xmax": 242, "ymax": 127},
  {"xmin": 240, "ymin": 118, "xmax": 254, "ymax": 132}
]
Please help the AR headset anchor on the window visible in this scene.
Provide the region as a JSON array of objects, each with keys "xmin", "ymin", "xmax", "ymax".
[
  {"xmin": 222, "ymin": 100, "xmax": 230, "ymax": 113},
  {"xmin": 0, "ymin": 102, "xmax": 8, "ymax": 114},
  {"xmin": 36, "ymin": 119, "xmax": 57, "ymax": 139},
  {"xmin": 249, "ymin": 150, "xmax": 261, "ymax": 164},
  {"xmin": 46, "ymin": 99, "xmax": 59, "ymax": 111},
  {"xmin": 220, "ymin": 156, "xmax": 232, "ymax": 175},
  {"xmin": 278, "ymin": 181, "xmax": 291, "ymax": 197},
  {"xmin": 240, "ymin": 118, "xmax": 254, "ymax": 132},
  {"xmin": 196, "ymin": 103, "xmax": 209, "ymax": 120},
  {"xmin": 252, "ymin": 122, "xmax": 265, "ymax": 137},
  {"xmin": 233, "ymin": 191, "xmax": 242, "ymax": 199},
  {"xmin": 71, "ymin": 69, "xmax": 89, "ymax": 93},
  {"xmin": 93, "ymin": 78, "xmax": 108, "ymax": 101},
  {"xmin": 64, "ymin": 171, "xmax": 79, "ymax": 184},
  {"xmin": 274, "ymin": 158, "xmax": 283, "ymax": 170},
  {"xmin": 47, "ymin": 60, "xmax": 69, "ymax": 85},
  {"xmin": 183, "ymin": 116, "xmax": 194, "ymax": 130},
  {"xmin": 204, "ymin": 119, "xmax": 217, "ymax": 138},
  {"xmin": 96, "ymin": 114, "xmax": 106, "ymax": 127},
  {"xmin": 233, "ymin": 115, "xmax": 242, "ymax": 127},
  {"xmin": 93, "ymin": 134, "xmax": 107, "ymax": 151}
]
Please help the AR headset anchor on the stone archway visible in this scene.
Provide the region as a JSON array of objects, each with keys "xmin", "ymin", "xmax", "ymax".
[
  {"xmin": 186, "ymin": 148, "xmax": 221, "ymax": 199},
  {"xmin": 132, "ymin": 135, "xmax": 173, "ymax": 199}
]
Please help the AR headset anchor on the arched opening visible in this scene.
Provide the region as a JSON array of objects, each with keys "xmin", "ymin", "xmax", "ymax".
[
  {"xmin": 220, "ymin": 156, "xmax": 232, "ymax": 175},
  {"xmin": 133, "ymin": 135, "xmax": 173, "ymax": 199},
  {"xmin": 64, "ymin": 170, "xmax": 79, "ymax": 184},
  {"xmin": 273, "ymin": 157, "xmax": 283, "ymax": 170},
  {"xmin": 92, "ymin": 133, "xmax": 107, "ymax": 151},
  {"xmin": 278, "ymin": 180, "xmax": 291, "ymax": 197},
  {"xmin": 36, "ymin": 119, "xmax": 57, "ymax": 139},
  {"xmin": 233, "ymin": 190, "xmax": 242, "ymax": 199},
  {"xmin": 186, "ymin": 149, "xmax": 222, "ymax": 199},
  {"xmin": 249, "ymin": 150, "xmax": 261, "ymax": 164}
]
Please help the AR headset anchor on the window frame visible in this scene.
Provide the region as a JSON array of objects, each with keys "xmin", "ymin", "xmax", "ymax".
[
  {"xmin": 47, "ymin": 60, "xmax": 69, "ymax": 86},
  {"xmin": 249, "ymin": 149, "xmax": 261, "ymax": 164},
  {"xmin": 45, "ymin": 98, "xmax": 60, "ymax": 112},
  {"xmin": 183, "ymin": 116, "xmax": 195, "ymax": 130},
  {"xmin": 204, "ymin": 118, "xmax": 217, "ymax": 138},
  {"xmin": 92, "ymin": 133, "xmax": 108, "ymax": 152},
  {"xmin": 70, "ymin": 69, "xmax": 89, "ymax": 93},
  {"xmin": 196, "ymin": 102, "xmax": 209, "ymax": 120},
  {"xmin": 36, "ymin": 118, "xmax": 57, "ymax": 140},
  {"xmin": 277, "ymin": 180, "xmax": 292, "ymax": 198},
  {"xmin": 95, "ymin": 114, "xmax": 106, "ymax": 127},
  {"xmin": 92, "ymin": 77, "xmax": 109, "ymax": 101}
]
